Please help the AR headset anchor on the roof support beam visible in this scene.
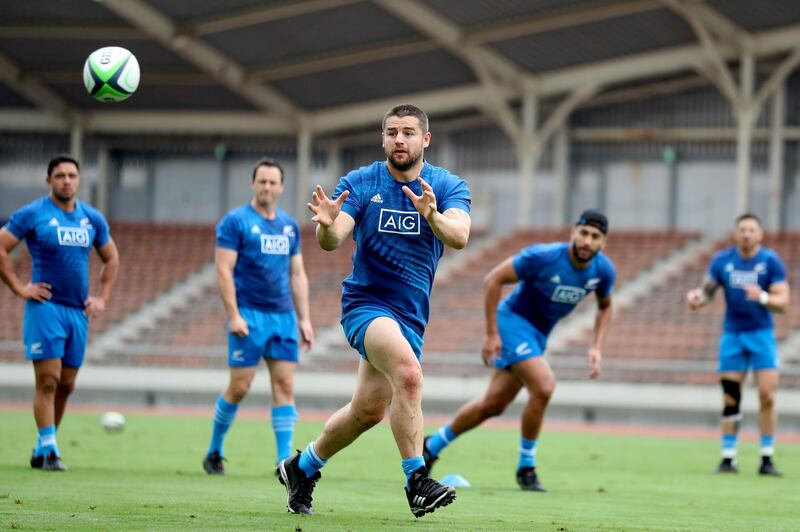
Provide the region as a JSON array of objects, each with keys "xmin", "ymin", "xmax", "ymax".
[
  {"xmin": 188, "ymin": 0, "xmax": 360, "ymax": 35},
  {"xmin": 0, "ymin": 25, "xmax": 146, "ymax": 39},
  {"xmin": 662, "ymin": 0, "xmax": 739, "ymax": 106},
  {"xmin": 248, "ymin": 38, "xmax": 438, "ymax": 82},
  {"xmin": 0, "ymin": 52, "xmax": 75, "ymax": 127},
  {"xmin": 373, "ymin": 0, "xmax": 523, "ymax": 142},
  {"xmin": 465, "ymin": 0, "xmax": 662, "ymax": 46},
  {"xmin": 99, "ymin": 0, "xmax": 303, "ymax": 125}
]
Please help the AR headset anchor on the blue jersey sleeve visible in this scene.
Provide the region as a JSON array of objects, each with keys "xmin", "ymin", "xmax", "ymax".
[
  {"xmin": 333, "ymin": 172, "xmax": 362, "ymax": 221},
  {"xmin": 91, "ymin": 211, "xmax": 111, "ymax": 248},
  {"xmin": 512, "ymin": 245, "xmax": 548, "ymax": 281},
  {"xmin": 290, "ymin": 219, "xmax": 301, "ymax": 256},
  {"xmin": 5, "ymin": 203, "xmax": 34, "ymax": 240},
  {"xmin": 439, "ymin": 174, "xmax": 471, "ymax": 214},
  {"xmin": 216, "ymin": 213, "xmax": 241, "ymax": 251},
  {"xmin": 768, "ymin": 251, "xmax": 787, "ymax": 286},
  {"xmin": 596, "ymin": 257, "xmax": 617, "ymax": 299}
]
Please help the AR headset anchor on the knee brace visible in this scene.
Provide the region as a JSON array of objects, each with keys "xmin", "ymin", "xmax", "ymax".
[{"xmin": 721, "ymin": 379, "xmax": 742, "ymax": 420}]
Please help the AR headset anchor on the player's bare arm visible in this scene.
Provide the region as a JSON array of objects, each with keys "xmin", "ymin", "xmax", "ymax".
[
  {"xmin": 84, "ymin": 238, "xmax": 119, "ymax": 318},
  {"xmin": 686, "ymin": 275, "xmax": 719, "ymax": 310},
  {"xmin": 308, "ymin": 184, "xmax": 355, "ymax": 251},
  {"xmin": 588, "ymin": 296, "xmax": 613, "ymax": 379},
  {"xmin": 0, "ymin": 226, "xmax": 52, "ymax": 302},
  {"xmin": 402, "ymin": 177, "xmax": 470, "ymax": 249},
  {"xmin": 215, "ymin": 247, "xmax": 248, "ymax": 337},
  {"xmin": 481, "ymin": 257, "xmax": 520, "ymax": 366},
  {"xmin": 290, "ymin": 253, "xmax": 315, "ymax": 350},
  {"xmin": 742, "ymin": 281, "xmax": 790, "ymax": 313}
]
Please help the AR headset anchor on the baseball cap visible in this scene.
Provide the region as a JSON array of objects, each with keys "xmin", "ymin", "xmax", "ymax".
[{"xmin": 576, "ymin": 209, "xmax": 608, "ymax": 234}]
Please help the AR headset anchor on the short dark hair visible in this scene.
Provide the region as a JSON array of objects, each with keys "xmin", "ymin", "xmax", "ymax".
[
  {"xmin": 736, "ymin": 213, "xmax": 761, "ymax": 226},
  {"xmin": 251, "ymin": 158, "xmax": 284, "ymax": 183},
  {"xmin": 382, "ymin": 104, "xmax": 429, "ymax": 132},
  {"xmin": 47, "ymin": 154, "xmax": 80, "ymax": 176}
]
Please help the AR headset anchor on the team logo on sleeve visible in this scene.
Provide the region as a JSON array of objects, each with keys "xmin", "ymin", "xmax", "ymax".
[
  {"xmin": 378, "ymin": 209, "xmax": 420, "ymax": 235},
  {"xmin": 551, "ymin": 285, "xmax": 587, "ymax": 304},
  {"xmin": 57, "ymin": 226, "xmax": 90, "ymax": 247},
  {"xmin": 260, "ymin": 234, "xmax": 289, "ymax": 254},
  {"xmin": 585, "ymin": 278, "xmax": 600, "ymax": 290}
]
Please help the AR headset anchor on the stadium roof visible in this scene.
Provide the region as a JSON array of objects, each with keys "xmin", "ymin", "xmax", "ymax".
[{"xmin": 2, "ymin": 0, "xmax": 800, "ymax": 137}]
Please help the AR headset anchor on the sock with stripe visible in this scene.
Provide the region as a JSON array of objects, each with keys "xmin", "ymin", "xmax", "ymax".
[
  {"xmin": 298, "ymin": 442, "xmax": 327, "ymax": 478},
  {"xmin": 518, "ymin": 437, "xmax": 537, "ymax": 469},
  {"xmin": 425, "ymin": 425, "xmax": 458, "ymax": 458},
  {"xmin": 208, "ymin": 396, "xmax": 238, "ymax": 457},
  {"xmin": 38, "ymin": 425, "xmax": 59, "ymax": 458},
  {"xmin": 271, "ymin": 404, "xmax": 298, "ymax": 464},
  {"xmin": 402, "ymin": 456, "xmax": 426, "ymax": 489},
  {"xmin": 721, "ymin": 433, "xmax": 738, "ymax": 460},
  {"xmin": 760, "ymin": 434, "xmax": 775, "ymax": 459}
]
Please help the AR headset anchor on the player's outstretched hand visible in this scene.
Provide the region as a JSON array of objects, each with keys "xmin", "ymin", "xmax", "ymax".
[
  {"xmin": 481, "ymin": 332, "xmax": 502, "ymax": 367},
  {"xmin": 298, "ymin": 319, "xmax": 314, "ymax": 351},
  {"xmin": 83, "ymin": 296, "xmax": 106, "ymax": 318},
  {"xmin": 587, "ymin": 347, "xmax": 602, "ymax": 379},
  {"xmin": 20, "ymin": 282, "xmax": 51, "ymax": 303},
  {"xmin": 402, "ymin": 177, "xmax": 437, "ymax": 220},
  {"xmin": 307, "ymin": 185, "xmax": 349, "ymax": 227},
  {"xmin": 229, "ymin": 314, "xmax": 249, "ymax": 337},
  {"xmin": 686, "ymin": 288, "xmax": 703, "ymax": 310}
]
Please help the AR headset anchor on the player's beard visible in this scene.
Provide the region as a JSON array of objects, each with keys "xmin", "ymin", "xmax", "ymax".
[
  {"xmin": 387, "ymin": 148, "xmax": 422, "ymax": 172},
  {"xmin": 572, "ymin": 242, "xmax": 597, "ymax": 264},
  {"xmin": 54, "ymin": 190, "xmax": 76, "ymax": 202}
]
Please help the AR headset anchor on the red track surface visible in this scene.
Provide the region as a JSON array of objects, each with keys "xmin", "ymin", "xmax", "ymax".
[{"xmin": 3, "ymin": 402, "xmax": 799, "ymax": 442}]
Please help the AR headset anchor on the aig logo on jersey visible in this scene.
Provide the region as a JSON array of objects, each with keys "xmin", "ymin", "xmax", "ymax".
[
  {"xmin": 378, "ymin": 209, "xmax": 420, "ymax": 235},
  {"xmin": 551, "ymin": 285, "xmax": 586, "ymax": 305},
  {"xmin": 730, "ymin": 270, "xmax": 759, "ymax": 288},
  {"xmin": 261, "ymin": 234, "xmax": 289, "ymax": 255},
  {"xmin": 57, "ymin": 227, "xmax": 90, "ymax": 247}
]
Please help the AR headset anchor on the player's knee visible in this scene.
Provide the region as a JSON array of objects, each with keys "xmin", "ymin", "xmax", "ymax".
[
  {"xmin": 759, "ymin": 389, "xmax": 775, "ymax": 409},
  {"xmin": 394, "ymin": 363, "xmax": 423, "ymax": 399},
  {"xmin": 56, "ymin": 379, "xmax": 76, "ymax": 396},
  {"xmin": 228, "ymin": 381, "xmax": 252, "ymax": 403},
  {"xmin": 480, "ymin": 399, "xmax": 507, "ymax": 418},
  {"xmin": 35, "ymin": 373, "xmax": 59, "ymax": 395},
  {"xmin": 272, "ymin": 375, "xmax": 294, "ymax": 399},
  {"xmin": 534, "ymin": 379, "xmax": 556, "ymax": 402},
  {"xmin": 352, "ymin": 402, "xmax": 386, "ymax": 429},
  {"xmin": 720, "ymin": 379, "xmax": 741, "ymax": 419}
]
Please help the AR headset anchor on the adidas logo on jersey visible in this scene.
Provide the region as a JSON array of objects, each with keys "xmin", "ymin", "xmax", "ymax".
[
  {"xmin": 251, "ymin": 225, "xmax": 262, "ymax": 234},
  {"xmin": 370, "ymin": 194, "xmax": 384, "ymax": 203},
  {"xmin": 550, "ymin": 275, "xmax": 561, "ymax": 284},
  {"xmin": 49, "ymin": 218, "xmax": 59, "ymax": 227}
]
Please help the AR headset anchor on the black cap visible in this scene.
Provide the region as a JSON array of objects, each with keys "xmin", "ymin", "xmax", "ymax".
[{"xmin": 576, "ymin": 209, "xmax": 608, "ymax": 234}]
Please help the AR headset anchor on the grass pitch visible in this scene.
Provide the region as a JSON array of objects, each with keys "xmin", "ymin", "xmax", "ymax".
[{"xmin": 1, "ymin": 409, "xmax": 798, "ymax": 531}]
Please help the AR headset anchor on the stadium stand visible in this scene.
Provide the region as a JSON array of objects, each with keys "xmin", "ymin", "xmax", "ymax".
[
  {"xmin": 0, "ymin": 221, "xmax": 216, "ymax": 363},
  {"xmin": 550, "ymin": 232, "xmax": 800, "ymax": 388}
]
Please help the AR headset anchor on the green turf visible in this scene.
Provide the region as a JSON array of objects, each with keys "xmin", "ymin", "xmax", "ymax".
[{"xmin": 1, "ymin": 410, "xmax": 798, "ymax": 531}]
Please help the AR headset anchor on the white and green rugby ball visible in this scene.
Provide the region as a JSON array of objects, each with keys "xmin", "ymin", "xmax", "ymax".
[{"xmin": 83, "ymin": 46, "xmax": 140, "ymax": 102}]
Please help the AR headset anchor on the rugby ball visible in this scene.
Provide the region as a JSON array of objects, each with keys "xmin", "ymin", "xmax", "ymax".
[
  {"xmin": 101, "ymin": 411, "xmax": 126, "ymax": 432},
  {"xmin": 83, "ymin": 46, "xmax": 140, "ymax": 102}
]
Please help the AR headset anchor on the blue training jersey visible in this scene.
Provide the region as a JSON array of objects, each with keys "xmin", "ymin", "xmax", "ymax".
[
  {"xmin": 216, "ymin": 204, "xmax": 301, "ymax": 313},
  {"xmin": 5, "ymin": 196, "xmax": 110, "ymax": 309},
  {"xmin": 708, "ymin": 246, "xmax": 787, "ymax": 332},
  {"xmin": 334, "ymin": 161, "xmax": 471, "ymax": 336},
  {"xmin": 500, "ymin": 242, "xmax": 616, "ymax": 336}
]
